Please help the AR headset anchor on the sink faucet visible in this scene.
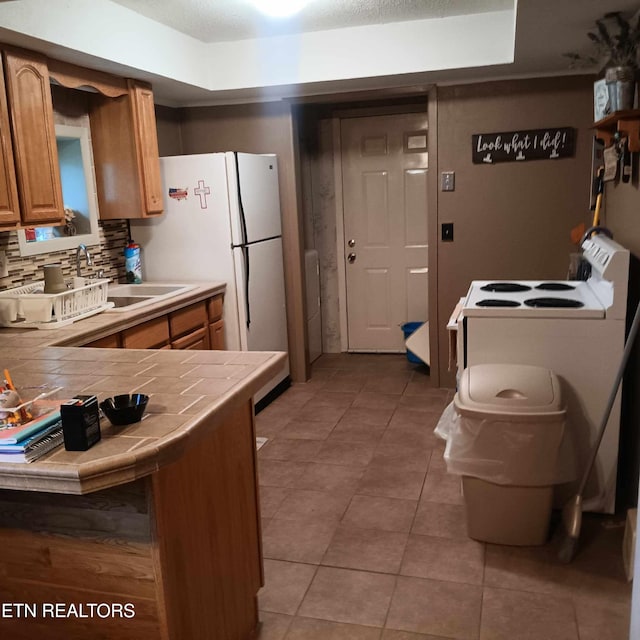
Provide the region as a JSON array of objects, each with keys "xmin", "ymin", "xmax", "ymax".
[{"xmin": 75, "ymin": 244, "xmax": 93, "ymax": 277}]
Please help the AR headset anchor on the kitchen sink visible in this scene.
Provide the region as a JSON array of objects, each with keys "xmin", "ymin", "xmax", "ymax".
[
  {"xmin": 107, "ymin": 295, "xmax": 154, "ymax": 308},
  {"xmin": 104, "ymin": 283, "xmax": 196, "ymax": 312}
]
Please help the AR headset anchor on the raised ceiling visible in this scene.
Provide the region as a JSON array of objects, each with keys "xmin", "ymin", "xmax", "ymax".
[
  {"xmin": 110, "ymin": 0, "xmax": 513, "ymax": 42},
  {"xmin": 0, "ymin": 0, "xmax": 637, "ymax": 105}
]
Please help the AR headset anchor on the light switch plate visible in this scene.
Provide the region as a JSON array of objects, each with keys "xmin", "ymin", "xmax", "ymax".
[
  {"xmin": 0, "ymin": 250, "xmax": 7, "ymax": 278},
  {"xmin": 441, "ymin": 171, "xmax": 455, "ymax": 191}
]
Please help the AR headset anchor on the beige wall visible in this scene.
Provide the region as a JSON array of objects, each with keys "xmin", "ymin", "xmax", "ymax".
[
  {"xmin": 436, "ymin": 76, "xmax": 595, "ymax": 385},
  {"xmin": 155, "ymin": 105, "xmax": 183, "ymax": 156},
  {"xmin": 175, "ymin": 102, "xmax": 308, "ymax": 384}
]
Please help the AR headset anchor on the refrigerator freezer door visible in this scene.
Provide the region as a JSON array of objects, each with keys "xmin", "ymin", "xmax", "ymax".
[
  {"xmin": 129, "ymin": 153, "xmax": 242, "ymax": 351},
  {"xmin": 226, "ymin": 153, "xmax": 282, "ymax": 245}
]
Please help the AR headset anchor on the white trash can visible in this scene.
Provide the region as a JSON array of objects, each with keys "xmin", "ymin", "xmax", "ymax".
[{"xmin": 435, "ymin": 363, "xmax": 567, "ymax": 546}]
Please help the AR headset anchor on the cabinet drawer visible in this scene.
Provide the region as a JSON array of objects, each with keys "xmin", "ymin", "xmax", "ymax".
[
  {"xmin": 84, "ymin": 333, "xmax": 121, "ymax": 348},
  {"xmin": 207, "ymin": 294, "xmax": 224, "ymax": 322},
  {"xmin": 209, "ymin": 319, "xmax": 225, "ymax": 351},
  {"xmin": 172, "ymin": 327, "xmax": 210, "ymax": 351},
  {"xmin": 169, "ymin": 302, "xmax": 207, "ymax": 339},
  {"xmin": 122, "ymin": 316, "xmax": 170, "ymax": 349}
]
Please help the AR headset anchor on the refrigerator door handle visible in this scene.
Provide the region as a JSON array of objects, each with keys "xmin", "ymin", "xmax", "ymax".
[
  {"xmin": 234, "ymin": 152, "xmax": 251, "ymax": 328},
  {"xmin": 242, "ymin": 244, "xmax": 251, "ymax": 328}
]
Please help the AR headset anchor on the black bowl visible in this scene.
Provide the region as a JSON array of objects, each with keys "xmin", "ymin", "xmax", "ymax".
[{"xmin": 100, "ymin": 394, "xmax": 149, "ymax": 426}]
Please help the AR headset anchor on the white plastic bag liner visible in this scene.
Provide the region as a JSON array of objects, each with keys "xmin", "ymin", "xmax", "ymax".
[{"xmin": 435, "ymin": 401, "xmax": 571, "ymax": 486}]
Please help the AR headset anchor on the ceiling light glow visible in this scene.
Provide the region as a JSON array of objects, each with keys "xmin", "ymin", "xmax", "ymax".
[{"xmin": 248, "ymin": 0, "xmax": 311, "ymax": 18}]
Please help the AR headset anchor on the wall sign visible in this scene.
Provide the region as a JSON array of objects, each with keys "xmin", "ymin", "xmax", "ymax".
[{"xmin": 472, "ymin": 127, "xmax": 575, "ymax": 164}]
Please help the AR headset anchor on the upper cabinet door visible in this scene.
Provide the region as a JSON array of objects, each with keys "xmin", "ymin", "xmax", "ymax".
[
  {"xmin": 3, "ymin": 48, "xmax": 63, "ymax": 225},
  {"xmin": 129, "ymin": 81, "xmax": 163, "ymax": 215},
  {"xmin": 90, "ymin": 79, "xmax": 163, "ymax": 219},
  {"xmin": 0, "ymin": 55, "xmax": 20, "ymax": 228}
]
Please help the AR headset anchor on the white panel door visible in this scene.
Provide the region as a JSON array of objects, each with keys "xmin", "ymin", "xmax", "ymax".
[{"xmin": 341, "ymin": 112, "xmax": 429, "ymax": 351}]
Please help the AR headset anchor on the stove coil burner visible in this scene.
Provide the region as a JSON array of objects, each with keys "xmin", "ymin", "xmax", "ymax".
[
  {"xmin": 524, "ymin": 297, "xmax": 584, "ymax": 308},
  {"xmin": 476, "ymin": 299, "xmax": 521, "ymax": 307},
  {"xmin": 535, "ymin": 282, "xmax": 576, "ymax": 291},
  {"xmin": 480, "ymin": 283, "xmax": 532, "ymax": 293}
]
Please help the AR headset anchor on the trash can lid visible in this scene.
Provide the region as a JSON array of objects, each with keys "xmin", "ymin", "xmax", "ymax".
[{"xmin": 455, "ymin": 364, "xmax": 565, "ymax": 420}]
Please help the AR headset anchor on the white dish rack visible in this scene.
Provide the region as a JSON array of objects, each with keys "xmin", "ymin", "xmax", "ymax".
[{"xmin": 0, "ymin": 278, "xmax": 112, "ymax": 329}]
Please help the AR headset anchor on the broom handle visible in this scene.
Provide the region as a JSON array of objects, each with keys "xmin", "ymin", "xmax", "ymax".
[{"xmin": 578, "ymin": 296, "xmax": 640, "ymax": 495}]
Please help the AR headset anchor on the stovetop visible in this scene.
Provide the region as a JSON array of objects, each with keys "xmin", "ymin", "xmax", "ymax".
[{"xmin": 463, "ymin": 280, "xmax": 606, "ymax": 319}]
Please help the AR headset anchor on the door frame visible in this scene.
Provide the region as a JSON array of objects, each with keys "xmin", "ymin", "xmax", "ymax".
[{"xmin": 332, "ymin": 91, "xmax": 440, "ymax": 384}]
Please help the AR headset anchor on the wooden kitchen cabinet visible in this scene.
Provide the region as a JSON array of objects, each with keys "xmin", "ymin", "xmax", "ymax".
[
  {"xmin": 121, "ymin": 316, "xmax": 170, "ymax": 349},
  {"xmin": 84, "ymin": 333, "xmax": 122, "ymax": 349},
  {"xmin": 208, "ymin": 293, "xmax": 226, "ymax": 350},
  {"xmin": 82, "ymin": 294, "xmax": 224, "ymax": 351},
  {"xmin": 209, "ymin": 319, "xmax": 225, "ymax": 350},
  {"xmin": 0, "ymin": 54, "xmax": 19, "ymax": 228},
  {"xmin": 2, "ymin": 47, "xmax": 64, "ymax": 227},
  {"xmin": 89, "ymin": 79, "xmax": 163, "ymax": 219},
  {"xmin": 169, "ymin": 302, "xmax": 210, "ymax": 350}
]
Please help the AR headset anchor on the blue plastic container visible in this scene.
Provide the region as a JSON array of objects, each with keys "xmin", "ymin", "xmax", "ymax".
[{"xmin": 401, "ymin": 322, "xmax": 425, "ymax": 364}]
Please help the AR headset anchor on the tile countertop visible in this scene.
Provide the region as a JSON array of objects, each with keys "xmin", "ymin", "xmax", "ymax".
[{"xmin": 0, "ymin": 281, "xmax": 287, "ymax": 495}]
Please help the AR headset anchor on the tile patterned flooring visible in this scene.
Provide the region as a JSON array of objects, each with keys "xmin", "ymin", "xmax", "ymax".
[{"xmin": 255, "ymin": 354, "xmax": 632, "ymax": 640}]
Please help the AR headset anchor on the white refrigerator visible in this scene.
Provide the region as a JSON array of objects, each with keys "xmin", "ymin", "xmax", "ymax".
[{"xmin": 130, "ymin": 152, "xmax": 290, "ymax": 406}]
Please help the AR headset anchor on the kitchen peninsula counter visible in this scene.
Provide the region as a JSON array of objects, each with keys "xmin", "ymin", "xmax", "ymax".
[{"xmin": 0, "ymin": 281, "xmax": 285, "ymax": 640}]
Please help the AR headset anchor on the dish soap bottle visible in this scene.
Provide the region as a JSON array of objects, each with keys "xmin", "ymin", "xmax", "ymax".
[{"xmin": 124, "ymin": 241, "xmax": 143, "ymax": 284}]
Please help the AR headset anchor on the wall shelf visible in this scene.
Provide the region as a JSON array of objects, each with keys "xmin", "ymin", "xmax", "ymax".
[{"xmin": 594, "ymin": 110, "xmax": 640, "ymax": 151}]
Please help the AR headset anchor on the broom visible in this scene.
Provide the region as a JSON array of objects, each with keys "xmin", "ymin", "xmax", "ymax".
[{"xmin": 558, "ymin": 294, "xmax": 640, "ymax": 563}]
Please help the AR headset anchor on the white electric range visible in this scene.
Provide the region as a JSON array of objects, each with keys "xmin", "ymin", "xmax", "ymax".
[{"xmin": 456, "ymin": 234, "xmax": 630, "ymax": 513}]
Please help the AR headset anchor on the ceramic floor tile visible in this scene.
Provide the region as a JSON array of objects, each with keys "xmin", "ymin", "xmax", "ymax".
[
  {"xmin": 284, "ymin": 616, "xmax": 382, "ymax": 639},
  {"xmin": 400, "ymin": 534, "xmax": 484, "ymax": 585},
  {"xmin": 296, "ymin": 403, "xmax": 351, "ymax": 423},
  {"xmin": 362, "ymin": 376, "xmax": 410, "ymax": 395},
  {"xmin": 483, "ymin": 543, "xmax": 561, "ymax": 595},
  {"xmin": 480, "ymin": 587, "xmax": 579, "ymax": 640},
  {"xmin": 573, "ymin": 594, "xmax": 631, "ymax": 640},
  {"xmin": 273, "ymin": 489, "xmax": 352, "ymax": 523},
  {"xmin": 282, "ymin": 419, "xmax": 338, "ymax": 440},
  {"xmin": 420, "ymin": 471, "xmax": 464, "ymax": 505},
  {"xmin": 381, "ymin": 630, "xmax": 449, "ymax": 640},
  {"xmin": 340, "ymin": 406, "xmax": 396, "ymax": 426},
  {"xmin": 411, "ymin": 501, "xmax": 468, "ymax": 539},
  {"xmin": 263, "ymin": 518, "xmax": 339, "ymax": 564},
  {"xmin": 315, "ymin": 441, "xmax": 377, "ymax": 467},
  {"xmin": 259, "ymin": 460, "xmax": 309, "ymax": 488},
  {"xmin": 298, "ymin": 566, "xmax": 396, "ymax": 627},
  {"xmin": 371, "ymin": 444, "xmax": 431, "ymax": 473},
  {"xmin": 259, "ymin": 438, "xmax": 324, "ymax": 462},
  {"xmin": 256, "ymin": 612, "xmax": 293, "ymax": 640},
  {"xmin": 357, "ymin": 464, "xmax": 426, "ymax": 501},
  {"xmin": 259, "ymin": 559, "xmax": 317, "ymax": 615},
  {"xmin": 256, "ymin": 356, "xmax": 629, "ymax": 639},
  {"xmin": 386, "ymin": 576, "xmax": 482, "ymax": 640},
  {"xmin": 296, "ymin": 463, "xmax": 364, "ymax": 494},
  {"xmin": 328, "ymin": 421, "xmax": 387, "ymax": 444},
  {"xmin": 322, "ymin": 376, "xmax": 369, "ymax": 394},
  {"xmin": 352, "ymin": 392, "xmax": 400, "ymax": 411},
  {"xmin": 380, "ymin": 412, "xmax": 440, "ymax": 450},
  {"xmin": 260, "ymin": 486, "xmax": 291, "ymax": 518},
  {"xmin": 342, "ymin": 495, "xmax": 418, "ymax": 533},
  {"xmin": 322, "ymin": 525, "xmax": 409, "ymax": 574}
]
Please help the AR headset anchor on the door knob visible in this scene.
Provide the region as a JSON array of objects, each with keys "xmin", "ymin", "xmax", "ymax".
[
  {"xmin": 348, "ymin": 239, "xmax": 356, "ymax": 247},
  {"xmin": 347, "ymin": 253, "xmax": 356, "ymax": 263}
]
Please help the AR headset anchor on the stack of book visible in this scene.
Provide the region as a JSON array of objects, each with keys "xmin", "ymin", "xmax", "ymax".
[{"xmin": 0, "ymin": 409, "xmax": 64, "ymax": 463}]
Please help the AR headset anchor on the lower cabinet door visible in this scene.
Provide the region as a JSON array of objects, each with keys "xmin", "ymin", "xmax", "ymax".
[
  {"xmin": 171, "ymin": 327, "xmax": 210, "ymax": 350},
  {"xmin": 209, "ymin": 319, "xmax": 225, "ymax": 350}
]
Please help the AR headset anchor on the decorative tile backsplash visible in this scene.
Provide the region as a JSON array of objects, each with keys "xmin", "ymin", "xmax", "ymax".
[{"xmin": 0, "ymin": 221, "xmax": 129, "ymax": 291}]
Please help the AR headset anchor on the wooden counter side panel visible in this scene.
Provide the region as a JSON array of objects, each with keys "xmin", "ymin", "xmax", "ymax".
[
  {"xmin": 0, "ymin": 480, "xmax": 162, "ymax": 639},
  {"xmin": 150, "ymin": 401, "xmax": 261, "ymax": 640}
]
